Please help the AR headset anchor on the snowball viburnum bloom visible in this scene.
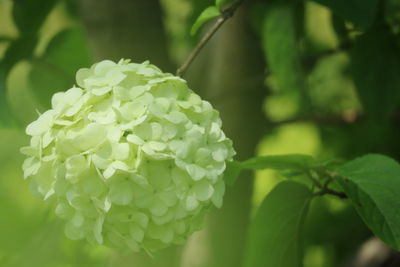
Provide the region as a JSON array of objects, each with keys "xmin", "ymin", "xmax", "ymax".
[{"xmin": 21, "ymin": 59, "xmax": 235, "ymax": 252}]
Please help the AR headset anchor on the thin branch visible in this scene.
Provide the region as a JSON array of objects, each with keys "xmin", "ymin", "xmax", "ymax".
[
  {"xmin": 314, "ymin": 188, "xmax": 347, "ymax": 199},
  {"xmin": 176, "ymin": 0, "xmax": 244, "ymax": 77},
  {"xmin": 306, "ymin": 170, "xmax": 323, "ymax": 189}
]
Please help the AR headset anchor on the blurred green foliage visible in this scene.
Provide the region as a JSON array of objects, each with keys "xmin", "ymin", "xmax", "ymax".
[{"xmin": 1, "ymin": 0, "xmax": 400, "ymax": 266}]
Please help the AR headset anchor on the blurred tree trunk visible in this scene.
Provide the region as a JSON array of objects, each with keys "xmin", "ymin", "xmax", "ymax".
[
  {"xmin": 182, "ymin": 2, "xmax": 266, "ymax": 267},
  {"xmin": 78, "ymin": 0, "xmax": 174, "ymax": 72}
]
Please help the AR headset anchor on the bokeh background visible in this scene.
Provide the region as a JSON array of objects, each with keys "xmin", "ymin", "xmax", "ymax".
[{"xmin": 1, "ymin": 0, "xmax": 400, "ymax": 266}]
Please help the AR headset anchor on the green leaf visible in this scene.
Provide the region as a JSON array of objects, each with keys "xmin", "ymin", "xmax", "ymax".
[
  {"xmin": 336, "ymin": 154, "xmax": 400, "ymax": 250},
  {"xmin": 350, "ymin": 26, "xmax": 400, "ymax": 121},
  {"xmin": 29, "ymin": 60, "xmax": 72, "ymax": 109},
  {"xmin": 190, "ymin": 6, "xmax": 220, "ymax": 36},
  {"xmin": 43, "ymin": 27, "xmax": 92, "ymax": 75},
  {"xmin": 0, "ymin": 66, "xmax": 14, "ymax": 126},
  {"xmin": 215, "ymin": 0, "xmax": 233, "ymax": 10},
  {"xmin": 2, "ymin": 36, "xmax": 37, "ymax": 73},
  {"xmin": 0, "ymin": 36, "xmax": 37, "ymax": 126},
  {"xmin": 262, "ymin": 3, "xmax": 304, "ymax": 92},
  {"xmin": 12, "ymin": 0, "xmax": 57, "ymax": 35},
  {"xmin": 224, "ymin": 161, "xmax": 242, "ymax": 186},
  {"xmin": 241, "ymin": 154, "xmax": 314, "ymax": 171},
  {"xmin": 244, "ymin": 181, "xmax": 312, "ymax": 267},
  {"xmin": 29, "ymin": 27, "xmax": 92, "ymax": 108},
  {"xmin": 311, "ymin": 0, "xmax": 379, "ymax": 29}
]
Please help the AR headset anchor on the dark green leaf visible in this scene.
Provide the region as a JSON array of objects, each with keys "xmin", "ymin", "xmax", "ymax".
[
  {"xmin": 29, "ymin": 60, "xmax": 71, "ymax": 108},
  {"xmin": 30, "ymin": 27, "xmax": 92, "ymax": 108},
  {"xmin": 190, "ymin": 6, "xmax": 220, "ymax": 36},
  {"xmin": 12, "ymin": 0, "xmax": 57, "ymax": 35},
  {"xmin": 43, "ymin": 27, "xmax": 92, "ymax": 75},
  {"xmin": 241, "ymin": 154, "xmax": 314, "ymax": 171},
  {"xmin": 310, "ymin": 0, "xmax": 379, "ymax": 29},
  {"xmin": 336, "ymin": 154, "xmax": 400, "ymax": 250},
  {"xmin": 244, "ymin": 181, "xmax": 312, "ymax": 267},
  {"xmin": 350, "ymin": 26, "xmax": 400, "ymax": 121},
  {"xmin": 224, "ymin": 161, "xmax": 242, "ymax": 186},
  {"xmin": 262, "ymin": 3, "xmax": 304, "ymax": 92},
  {"xmin": 0, "ymin": 36, "xmax": 37, "ymax": 126},
  {"xmin": 0, "ymin": 65, "xmax": 14, "ymax": 126},
  {"xmin": 2, "ymin": 36, "xmax": 37, "ymax": 73},
  {"xmin": 215, "ymin": 0, "xmax": 233, "ymax": 10}
]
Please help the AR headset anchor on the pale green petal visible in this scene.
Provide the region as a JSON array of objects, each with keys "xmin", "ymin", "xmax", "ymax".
[
  {"xmin": 146, "ymin": 162, "xmax": 171, "ymax": 190},
  {"xmin": 130, "ymin": 85, "xmax": 150, "ymax": 99},
  {"xmin": 152, "ymin": 210, "xmax": 174, "ymax": 225},
  {"xmin": 72, "ymin": 123, "xmax": 107, "ymax": 151},
  {"xmin": 157, "ymin": 190, "xmax": 177, "ymax": 207},
  {"xmin": 22, "ymin": 157, "xmax": 41, "ymax": 178},
  {"xmin": 55, "ymin": 202, "xmax": 74, "ymax": 219},
  {"xmin": 65, "ymin": 154, "xmax": 87, "ymax": 181},
  {"xmin": 191, "ymin": 180, "xmax": 214, "ymax": 201},
  {"xmin": 211, "ymin": 179, "xmax": 225, "ymax": 208},
  {"xmin": 20, "ymin": 146, "xmax": 38, "ymax": 157},
  {"xmin": 149, "ymin": 98, "xmax": 170, "ymax": 117},
  {"xmin": 113, "ymin": 142, "xmax": 130, "ymax": 160},
  {"xmin": 126, "ymin": 238, "xmax": 140, "ymax": 251},
  {"xmin": 130, "ymin": 224, "xmax": 145, "ymax": 242},
  {"xmin": 71, "ymin": 211, "xmax": 84, "ymax": 227},
  {"xmin": 109, "ymin": 181, "xmax": 133, "ymax": 205},
  {"xmin": 81, "ymin": 175, "xmax": 105, "ymax": 197},
  {"xmin": 147, "ymin": 141, "xmax": 166, "ymax": 151},
  {"xmin": 164, "ymin": 111, "xmax": 187, "ymax": 124},
  {"xmin": 26, "ymin": 110, "xmax": 55, "ymax": 136},
  {"xmin": 42, "ymin": 130, "xmax": 54, "ymax": 148},
  {"xmin": 94, "ymin": 60, "xmax": 116, "ymax": 75},
  {"xmin": 92, "ymin": 86, "xmax": 113, "ymax": 96},
  {"xmin": 120, "ymin": 101, "xmax": 147, "ymax": 120},
  {"xmin": 130, "ymin": 173, "xmax": 149, "ymax": 187},
  {"xmin": 185, "ymin": 195, "xmax": 199, "ymax": 211},
  {"xmin": 65, "ymin": 221, "xmax": 85, "ymax": 240},
  {"xmin": 211, "ymin": 143, "xmax": 228, "ymax": 162},
  {"xmin": 149, "ymin": 198, "xmax": 168, "ymax": 216},
  {"xmin": 94, "ymin": 216, "xmax": 104, "ymax": 244},
  {"xmin": 130, "ymin": 212, "xmax": 149, "ymax": 228},
  {"xmin": 105, "ymin": 69, "xmax": 126, "ymax": 86},
  {"xmin": 185, "ymin": 164, "xmax": 206, "ymax": 181},
  {"xmin": 103, "ymin": 165, "xmax": 116, "ymax": 179},
  {"xmin": 76, "ymin": 68, "xmax": 91, "ymax": 88},
  {"xmin": 127, "ymin": 134, "xmax": 144, "ymax": 145}
]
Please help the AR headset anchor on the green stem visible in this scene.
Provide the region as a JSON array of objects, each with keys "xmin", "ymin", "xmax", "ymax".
[
  {"xmin": 313, "ymin": 188, "xmax": 347, "ymax": 199},
  {"xmin": 176, "ymin": 0, "xmax": 244, "ymax": 76}
]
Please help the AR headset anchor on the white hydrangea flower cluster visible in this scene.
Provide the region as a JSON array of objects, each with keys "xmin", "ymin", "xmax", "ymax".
[{"xmin": 21, "ymin": 59, "xmax": 235, "ymax": 252}]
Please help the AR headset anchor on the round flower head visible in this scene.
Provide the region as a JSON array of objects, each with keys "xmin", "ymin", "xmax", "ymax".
[{"xmin": 21, "ymin": 59, "xmax": 235, "ymax": 252}]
